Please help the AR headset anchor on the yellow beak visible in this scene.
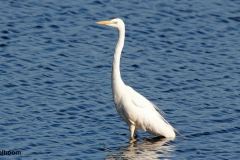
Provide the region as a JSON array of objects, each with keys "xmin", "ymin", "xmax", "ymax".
[{"xmin": 97, "ymin": 21, "xmax": 112, "ymax": 25}]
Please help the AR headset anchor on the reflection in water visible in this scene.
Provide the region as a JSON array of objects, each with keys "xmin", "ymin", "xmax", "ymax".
[{"xmin": 106, "ymin": 137, "xmax": 175, "ymax": 160}]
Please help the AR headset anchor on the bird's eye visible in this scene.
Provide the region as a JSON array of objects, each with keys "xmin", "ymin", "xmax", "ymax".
[{"xmin": 113, "ymin": 22, "xmax": 118, "ymax": 24}]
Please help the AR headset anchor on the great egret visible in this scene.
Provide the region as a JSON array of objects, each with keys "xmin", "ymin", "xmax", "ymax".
[{"xmin": 97, "ymin": 18, "xmax": 176, "ymax": 141}]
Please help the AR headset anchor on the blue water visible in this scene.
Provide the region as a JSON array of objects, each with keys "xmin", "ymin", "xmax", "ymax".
[{"xmin": 0, "ymin": 0, "xmax": 240, "ymax": 159}]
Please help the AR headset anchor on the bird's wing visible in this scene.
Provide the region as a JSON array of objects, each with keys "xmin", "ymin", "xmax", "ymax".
[
  {"xmin": 126, "ymin": 86, "xmax": 165, "ymax": 115},
  {"xmin": 126, "ymin": 86, "xmax": 179, "ymax": 134},
  {"xmin": 126, "ymin": 86, "xmax": 174, "ymax": 126}
]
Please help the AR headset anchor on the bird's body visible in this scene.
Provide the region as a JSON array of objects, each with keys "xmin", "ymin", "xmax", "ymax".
[
  {"xmin": 97, "ymin": 18, "xmax": 176, "ymax": 141},
  {"xmin": 114, "ymin": 85, "xmax": 176, "ymax": 138}
]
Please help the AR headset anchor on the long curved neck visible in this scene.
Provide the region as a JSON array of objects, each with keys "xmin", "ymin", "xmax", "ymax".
[{"xmin": 112, "ymin": 27, "xmax": 125, "ymax": 99}]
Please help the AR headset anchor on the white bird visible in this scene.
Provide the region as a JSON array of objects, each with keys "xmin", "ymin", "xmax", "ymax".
[{"xmin": 97, "ymin": 18, "xmax": 176, "ymax": 141}]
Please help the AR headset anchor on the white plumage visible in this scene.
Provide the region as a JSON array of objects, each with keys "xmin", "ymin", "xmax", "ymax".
[{"xmin": 97, "ymin": 18, "xmax": 176, "ymax": 141}]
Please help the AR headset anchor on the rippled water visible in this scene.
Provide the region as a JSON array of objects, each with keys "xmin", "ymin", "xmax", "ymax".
[{"xmin": 1, "ymin": 0, "xmax": 240, "ymax": 159}]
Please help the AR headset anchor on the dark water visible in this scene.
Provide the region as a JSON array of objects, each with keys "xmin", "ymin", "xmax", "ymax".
[{"xmin": 1, "ymin": 0, "xmax": 240, "ymax": 159}]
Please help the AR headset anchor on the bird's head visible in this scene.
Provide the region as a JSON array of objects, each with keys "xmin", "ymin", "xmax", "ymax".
[{"xmin": 97, "ymin": 18, "xmax": 125, "ymax": 29}]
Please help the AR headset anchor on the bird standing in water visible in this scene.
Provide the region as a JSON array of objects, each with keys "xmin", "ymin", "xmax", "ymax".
[{"xmin": 97, "ymin": 18, "xmax": 176, "ymax": 142}]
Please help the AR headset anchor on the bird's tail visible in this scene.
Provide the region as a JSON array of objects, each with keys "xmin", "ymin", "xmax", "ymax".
[{"xmin": 174, "ymin": 128, "xmax": 186, "ymax": 139}]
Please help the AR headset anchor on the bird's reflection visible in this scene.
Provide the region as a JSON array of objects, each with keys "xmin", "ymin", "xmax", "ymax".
[{"xmin": 106, "ymin": 137, "xmax": 175, "ymax": 160}]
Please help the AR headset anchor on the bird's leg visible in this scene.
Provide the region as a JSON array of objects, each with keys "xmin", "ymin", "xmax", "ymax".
[
  {"xmin": 129, "ymin": 125, "xmax": 137, "ymax": 143},
  {"xmin": 129, "ymin": 125, "xmax": 135, "ymax": 139}
]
